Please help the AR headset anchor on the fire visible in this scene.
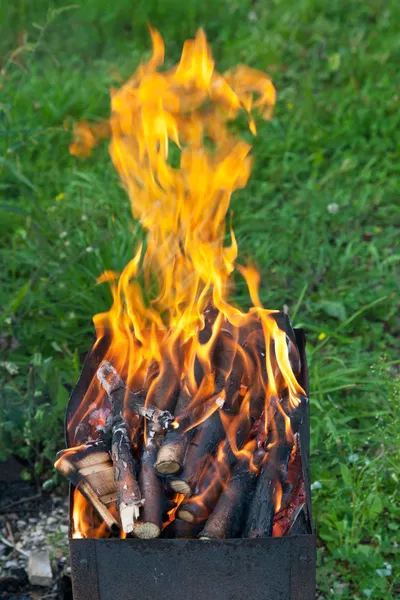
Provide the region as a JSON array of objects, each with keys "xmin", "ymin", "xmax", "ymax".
[
  {"xmin": 65, "ymin": 27, "xmax": 306, "ymax": 537},
  {"xmin": 72, "ymin": 488, "xmax": 109, "ymax": 539}
]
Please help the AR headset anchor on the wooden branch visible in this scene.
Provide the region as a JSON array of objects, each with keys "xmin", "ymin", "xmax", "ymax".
[
  {"xmin": 155, "ymin": 385, "xmax": 193, "ymax": 475},
  {"xmin": 134, "ymin": 437, "xmax": 165, "ymax": 539},
  {"xmin": 176, "ymin": 416, "xmax": 253, "ymax": 523},
  {"xmin": 97, "ymin": 361, "xmax": 174, "ymax": 432},
  {"xmin": 243, "ymin": 395, "xmax": 308, "ymax": 538},
  {"xmin": 111, "ymin": 421, "xmax": 142, "ymax": 534},
  {"xmin": 199, "ymin": 448, "xmax": 265, "ymax": 539},
  {"xmin": 170, "ymin": 409, "xmax": 226, "ymax": 496},
  {"xmin": 161, "ymin": 518, "xmax": 203, "ymax": 539}
]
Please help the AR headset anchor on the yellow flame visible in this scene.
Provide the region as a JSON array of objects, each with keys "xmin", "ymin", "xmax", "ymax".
[
  {"xmin": 69, "ymin": 28, "xmax": 305, "ymax": 532},
  {"xmin": 70, "ymin": 28, "xmax": 279, "ymax": 384}
]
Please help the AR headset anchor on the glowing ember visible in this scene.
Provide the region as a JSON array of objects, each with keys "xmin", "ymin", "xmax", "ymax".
[{"xmin": 56, "ymin": 27, "xmax": 308, "ymax": 540}]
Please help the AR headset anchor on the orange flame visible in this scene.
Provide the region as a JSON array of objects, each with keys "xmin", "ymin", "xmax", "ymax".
[{"xmin": 68, "ymin": 28, "xmax": 305, "ymax": 534}]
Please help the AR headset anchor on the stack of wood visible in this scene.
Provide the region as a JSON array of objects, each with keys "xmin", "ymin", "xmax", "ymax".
[{"xmin": 56, "ymin": 310, "xmax": 308, "ymax": 539}]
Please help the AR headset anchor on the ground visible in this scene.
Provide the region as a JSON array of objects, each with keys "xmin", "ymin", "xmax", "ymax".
[{"xmin": 0, "ymin": 1, "xmax": 399, "ymax": 598}]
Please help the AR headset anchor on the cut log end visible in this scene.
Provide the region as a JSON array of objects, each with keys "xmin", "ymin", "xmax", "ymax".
[
  {"xmin": 169, "ymin": 479, "xmax": 192, "ymax": 496},
  {"xmin": 177, "ymin": 509, "xmax": 195, "ymax": 523},
  {"xmin": 133, "ymin": 522, "xmax": 161, "ymax": 539},
  {"xmin": 156, "ymin": 459, "xmax": 181, "ymax": 475}
]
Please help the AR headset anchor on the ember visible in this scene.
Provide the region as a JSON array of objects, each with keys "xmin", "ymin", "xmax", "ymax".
[{"xmin": 55, "ymin": 27, "xmax": 311, "ymax": 548}]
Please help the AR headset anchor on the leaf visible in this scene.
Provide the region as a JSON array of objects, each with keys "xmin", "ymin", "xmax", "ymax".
[
  {"xmin": 367, "ymin": 493, "xmax": 383, "ymax": 518},
  {"xmin": 318, "ymin": 300, "xmax": 347, "ymax": 321},
  {"xmin": 328, "ymin": 53, "xmax": 341, "ymax": 72},
  {"xmin": 0, "ymin": 280, "xmax": 31, "ymax": 325},
  {"xmin": 339, "ymin": 463, "xmax": 352, "ymax": 488}
]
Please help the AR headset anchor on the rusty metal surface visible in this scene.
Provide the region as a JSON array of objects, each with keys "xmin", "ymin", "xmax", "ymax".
[{"xmin": 70, "ymin": 536, "xmax": 316, "ymax": 600}]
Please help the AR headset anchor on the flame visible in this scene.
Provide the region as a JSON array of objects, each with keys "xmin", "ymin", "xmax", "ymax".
[
  {"xmin": 72, "ymin": 488, "xmax": 109, "ymax": 538},
  {"xmin": 162, "ymin": 493, "xmax": 185, "ymax": 530},
  {"xmin": 68, "ymin": 28, "xmax": 305, "ymax": 534}
]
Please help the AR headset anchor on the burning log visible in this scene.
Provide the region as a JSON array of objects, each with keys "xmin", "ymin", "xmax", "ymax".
[
  {"xmin": 55, "ymin": 440, "xmax": 118, "ymax": 530},
  {"xmin": 169, "ymin": 330, "xmax": 241, "ymax": 495},
  {"xmin": 170, "ymin": 408, "xmax": 226, "ymax": 495},
  {"xmin": 111, "ymin": 421, "xmax": 142, "ymax": 534},
  {"xmin": 155, "ymin": 385, "xmax": 193, "ymax": 476},
  {"xmin": 243, "ymin": 395, "xmax": 308, "ymax": 539},
  {"xmin": 96, "ymin": 362, "xmax": 144, "ymax": 533},
  {"xmin": 97, "ymin": 361, "xmax": 174, "ymax": 432},
  {"xmin": 199, "ymin": 448, "xmax": 265, "ymax": 539},
  {"xmin": 161, "ymin": 518, "xmax": 203, "ymax": 539},
  {"xmin": 134, "ymin": 436, "xmax": 165, "ymax": 539},
  {"xmin": 176, "ymin": 417, "xmax": 254, "ymax": 523}
]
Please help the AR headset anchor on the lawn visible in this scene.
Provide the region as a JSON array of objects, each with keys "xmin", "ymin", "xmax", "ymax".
[{"xmin": 1, "ymin": 0, "xmax": 399, "ymax": 597}]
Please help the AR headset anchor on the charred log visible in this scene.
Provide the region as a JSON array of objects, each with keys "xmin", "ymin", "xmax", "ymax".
[
  {"xmin": 199, "ymin": 448, "xmax": 265, "ymax": 539},
  {"xmin": 243, "ymin": 395, "xmax": 308, "ymax": 538},
  {"xmin": 177, "ymin": 417, "xmax": 254, "ymax": 522},
  {"xmin": 170, "ymin": 409, "xmax": 226, "ymax": 495},
  {"xmin": 161, "ymin": 518, "xmax": 203, "ymax": 539}
]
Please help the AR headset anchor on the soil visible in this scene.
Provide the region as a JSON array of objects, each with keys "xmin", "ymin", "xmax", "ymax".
[{"xmin": 0, "ymin": 458, "xmax": 72, "ymax": 600}]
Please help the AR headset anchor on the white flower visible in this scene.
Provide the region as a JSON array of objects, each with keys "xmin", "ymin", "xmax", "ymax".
[
  {"xmin": 327, "ymin": 203, "xmax": 340, "ymax": 214},
  {"xmin": 248, "ymin": 10, "xmax": 258, "ymax": 22},
  {"xmin": 311, "ymin": 481, "xmax": 322, "ymax": 491},
  {"xmin": 64, "ymin": 241, "xmax": 70, "ymax": 247},
  {"xmin": 376, "ymin": 563, "xmax": 392, "ymax": 577},
  {"xmin": 81, "ymin": 214, "xmax": 88, "ymax": 221},
  {"xmin": 86, "ymin": 246, "xmax": 93, "ymax": 253},
  {"xmin": 348, "ymin": 453, "xmax": 359, "ymax": 463},
  {"xmin": 0, "ymin": 361, "xmax": 19, "ymax": 375},
  {"xmin": 363, "ymin": 591, "xmax": 372, "ymax": 597},
  {"xmin": 68, "ymin": 312, "xmax": 76, "ymax": 320},
  {"xmin": 60, "ymin": 231, "xmax": 68, "ymax": 238}
]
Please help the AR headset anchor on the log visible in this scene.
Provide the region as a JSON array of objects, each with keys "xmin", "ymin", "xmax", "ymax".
[
  {"xmin": 161, "ymin": 518, "xmax": 203, "ymax": 539},
  {"xmin": 176, "ymin": 417, "xmax": 254, "ymax": 522},
  {"xmin": 99, "ymin": 362, "xmax": 143, "ymax": 534},
  {"xmin": 273, "ymin": 480, "xmax": 307, "ymax": 537},
  {"xmin": 134, "ymin": 437, "xmax": 165, "ymax": 539},
  {"xmin": 169, "ymin": 327, "xmax": 243, "ymax": 495},
  {"xmin": 155, "ymin": 384, "xmax": 193, "ymax": 475},
  {"xmin": 199, "ymin": 448, "xmax": 265, "ymax": 539},
  {"xmin": 170, "ymin": 409, "xmax": 226, "ymax": 495},
  {"xmin": 243, "ymin": 395, "xmax": 308, "ymax": 538},
  {"xmin": 55, "ymin": 440, "xmax": 118, "ymax": 530},
  {"xmin": 111, "ymin": 421, "xmax": 142, "ymax": 534},
  {"xmin": 97, "ymin": 361, "xmax": 174, "ymax": 432}
]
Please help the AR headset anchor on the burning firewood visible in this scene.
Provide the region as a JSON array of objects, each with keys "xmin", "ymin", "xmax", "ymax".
[
  {"xmin": 98, "ymin": 364, "xmax": 143, "ymax": 534},
  {"xmin": 199, "ymin": 448, "xmax": 266, "ymax": 539},
  {"xmin": 55, "ymin": 440, "xmax": 118, "ymax": 530},
  {"xmin": 97, "ymin": 361, "xmax": 175, "ymax": 432},
  {"xmin": 161, "ymin": 518, "xmax": 203, "ymax": 539},
  {"xmin": 243, "ymin": 395, "xmax": 308, "ymax": 538},
  {"xmin": 176, "ymin": 417, "xmax": 254, "ymax": 523},
  {"xmin": 134, "ymin": 435, "xmax": 165, "ymax": 539},
  {"xmin": 155, "ymin": 384, "xmax": 193, "ymax": 476},
  {"xmin": 169, "ymin": 330, "xmax": 241, "ymax": 495}
]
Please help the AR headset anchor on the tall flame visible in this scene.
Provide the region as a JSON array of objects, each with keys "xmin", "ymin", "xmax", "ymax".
[{"xmin": 68, "ymin": 29, "xmax": 305, "ymax": 535}]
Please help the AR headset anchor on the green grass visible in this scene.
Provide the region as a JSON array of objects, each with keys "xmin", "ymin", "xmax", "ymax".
[{"xmin": 1, "ymin": 0, "xmax": 399, "ymax": 597}]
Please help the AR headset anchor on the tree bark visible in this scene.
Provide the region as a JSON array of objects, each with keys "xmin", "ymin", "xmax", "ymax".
[{"xmin": 134, "ymin": 438, "xmax": 165, "ymax": 539}]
